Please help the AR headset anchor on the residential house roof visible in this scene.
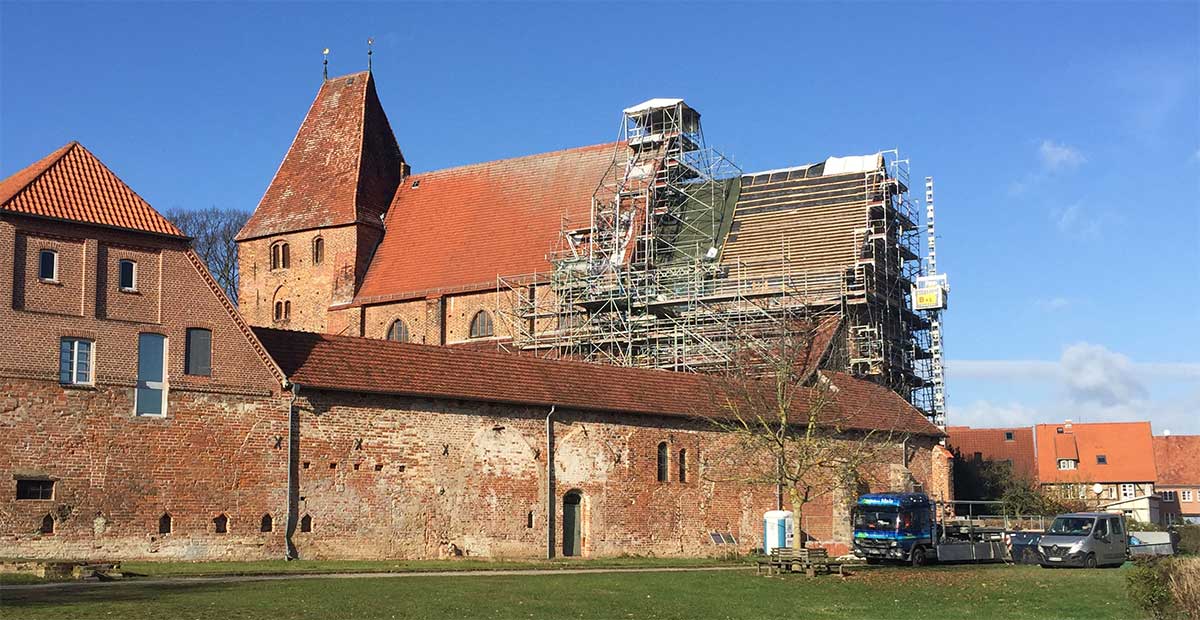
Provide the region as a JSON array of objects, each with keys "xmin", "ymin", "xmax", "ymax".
[
  {"xmin": 1153, "ymin": 435, "xmax": 1200, "ymax": 486},
  {"xmin": 0, "ymin": 142, "xmax": 185, "ymax": 237},
  {"xmin": 351, "ymin": 142, "xmax": 619, "ymax": 304},
  {"xmin": 945, "ymin": 426, "xmax": 1037, "ymax": 481},
  {"xmin": 237, "ymin": 71, "xmax": 406, "ymax": 241},
  {"xmin": 1035, "ymin": 421, "xmax": 1157, "ymax": 484},
  {"xmin": 253, "ymin": 326, "xmax": 942, "ymax": 436}
]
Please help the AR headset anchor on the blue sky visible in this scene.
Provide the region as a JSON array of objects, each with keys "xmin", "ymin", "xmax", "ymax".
[{"xmin": 3, "ymin": 2, "xmax": 1198, "ymax": 431}]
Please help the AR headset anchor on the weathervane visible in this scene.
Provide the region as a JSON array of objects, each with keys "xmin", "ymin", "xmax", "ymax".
[
  {"xmin": 368, "ymin": 38, "xmax": 374, "ymax": 72},
  {"xmin": 322, "ymin": 48, "xmax": 330, "ymax": 81}
]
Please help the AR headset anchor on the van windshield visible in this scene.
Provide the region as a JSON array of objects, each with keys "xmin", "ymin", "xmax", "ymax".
[
  {"xmin": 853, "ymin": 509, "xmax": 899, "ymax": 531},
  {"xmin": 1048, "ymin": 517, "xmax": 1095, "ymax": 536}
]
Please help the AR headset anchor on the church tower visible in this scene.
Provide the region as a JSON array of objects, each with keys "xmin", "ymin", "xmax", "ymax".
[{"xmin": 236, "ymin": 71, "xmax": 407, "ymax": 334}]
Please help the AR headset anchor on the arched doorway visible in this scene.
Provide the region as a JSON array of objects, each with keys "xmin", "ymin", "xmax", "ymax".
[{"xmin": 562, "ymin": 491, "xmax": 583, "ymax": 557}]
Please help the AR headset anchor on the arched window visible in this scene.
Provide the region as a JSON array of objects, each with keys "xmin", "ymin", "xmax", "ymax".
[
  {"xmin": 271, "ymin": 242, "xmax": 290, "ymax": 270},
  {"xmin": 678, "ymin": 448, "xmax": 688, "ymax": 483},
  {"xmin": 40, "ymin": 514, "xmax": 54, "ymax": 535},
  {"xmin": 39, "ymin": 249, "xmax": 58, "ymax": 281},
  {"xmin": 260, "ymin": 514, "xmax": 273, "ymax": 532},
  {"xmin": 657, "ymin": 442, "xmax": 669, "ymax": 483},
  {"xmin": 213, "ymin": 514, "xmax": 228, "ymax": 534},
  {"xmin": 300, "ymin": 514, "xmax": 313, "ymax": 533},
  {"xmin": 284, "ymin": 301, "xmax": 291, "ymax": 320},
  {"xmin": 469, "ymin": 310, "xmax": 494, "ymax": 339},
  {"xmin": 159, "ymin": 513, "xmax": 172, "ymax": 534},
  {"xmin": 118, "ymin": 259, "xmax": 137, "ymax": 291},
  {"xmin": 312, "ymin": 237, "xmax": 324, "ymax": 265},
  {"xmin": 274, "ymin": 301, "xmax": 284, "ymax": 322},
  {"xmin": 386, "ymin": 319, "xmax": 410, "ymax": 343}
]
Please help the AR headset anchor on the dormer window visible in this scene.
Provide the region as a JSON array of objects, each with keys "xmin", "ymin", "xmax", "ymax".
[
  {"xmin": 1004, "ymin": 431, "xmax": 1014, "ymax": 441},
  {"xmin": 118, "ymin": 259, "xmax": 137, "ymax": 291},
  {"xmin": 1057, "ymin": 459, "xmax": 1077, "ymax": 471},
  {"xmin": 39, "ymin": 249, "xmax": 58, "ymax": 281},
  {"xmin": 1096, "ymin": 454, "xmax": 1107, "ymax": 465},
  {"xmin": 270, "ymin": 242, "xmax": 290, "ymax": 270}
]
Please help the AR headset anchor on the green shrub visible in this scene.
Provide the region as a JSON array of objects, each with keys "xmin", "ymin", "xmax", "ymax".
[
  {"xmin": 1177, "ymin": 525, "xmax": 1200, "ymax": 556},
  {"xmin": 1127, "ymin": 558, "xmax": 1176, "ymax": 620}
]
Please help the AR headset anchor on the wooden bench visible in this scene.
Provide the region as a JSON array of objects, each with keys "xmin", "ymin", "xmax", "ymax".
[
  {"xmin": 757, "ymin": 547, "xmax": 845, "ymax": 577},
  {"xmin": 755, "ymin": 547, "xmax": 798, "ymax": 576},
  {"xmin": 796, "ymin": 548, "xmax": 844, "ymax": 577}
]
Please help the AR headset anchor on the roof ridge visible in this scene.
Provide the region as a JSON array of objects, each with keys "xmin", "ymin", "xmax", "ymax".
[
  {"xmin": 406, "ymin": 142, "xmax": 620, "ymax": 179},
  {"xmin": 0, "ymin": 141, "xmax": 78, "ymax": 207}
]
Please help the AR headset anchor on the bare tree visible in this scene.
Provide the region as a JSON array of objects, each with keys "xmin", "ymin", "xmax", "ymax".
[
  {"xmin": 703, "ymin": 316, "xmax": 907, "ymax": 548},
  {"xmin": 164, "ymin": 207, "xmax": 248, "ymax": 304}
]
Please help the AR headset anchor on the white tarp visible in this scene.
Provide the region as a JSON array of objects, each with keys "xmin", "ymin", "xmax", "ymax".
[
  {"xmin": 623, "ymin": 98, "xmax": 685, "ymax": 116},
  {"xmin": 823, "ymin": 153, "xmax": 884, "ymax": 175}
]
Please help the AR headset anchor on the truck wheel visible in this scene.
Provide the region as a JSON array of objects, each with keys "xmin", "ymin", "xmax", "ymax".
[
  {"xmin": 1084, "ymin": 553, "xmax": 1097, "ymax": 569},
  {"xmin": 911, "ymin": 547, "xmax": 927, "ymax": 567}
]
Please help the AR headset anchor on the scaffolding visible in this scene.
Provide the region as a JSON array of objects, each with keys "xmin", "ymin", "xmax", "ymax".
[{"xmin": 496, "ymin": 100, "xmax": 940, "ymax": 419}]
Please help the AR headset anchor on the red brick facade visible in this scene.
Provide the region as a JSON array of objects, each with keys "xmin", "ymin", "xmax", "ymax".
[{"xmin": 0, "ymin": 211, "xmax": 289, "ymax": 560}]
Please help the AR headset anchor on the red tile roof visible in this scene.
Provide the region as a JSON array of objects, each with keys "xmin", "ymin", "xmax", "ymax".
[
  {"xmin": 1035, "ymin": 422, "xmax": 1157, "ymax": 484},
  {"xmin": 0, "ymin": 142, "xmax": 184, "ymax": 237},
  {"xmin": 945, "ymin": 426, "xmax": 1037, "ymax": 481},
  {"xmin": 237, "ymin": 71, "xmax": 405, "ymax": 241},
  {"xmin": 252, "ymin": 327, "xmax": 941, "ymax": 436},
  {"xmin": 1153, "ymin": 435, "xmax": 1200, "ymax": 486},
  {"xmin": 352, "ymin": 142, "xmax": 619, "ymax": 304}
]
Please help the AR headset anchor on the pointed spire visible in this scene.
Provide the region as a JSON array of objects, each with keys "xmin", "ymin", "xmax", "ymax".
[{"xmin": 367, "ymin": 38, "xmax": 374, "ymax": 72}]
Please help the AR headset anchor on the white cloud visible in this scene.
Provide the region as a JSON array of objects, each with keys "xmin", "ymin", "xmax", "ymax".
[
  {"xmin": 946, "ymin": 344, "xmax": 1200, "ymax": 432},
  {"xmin": 1036, "ymin": 297, "xmax": 1071, "ymax": 311},
  {"xmin": 1059, "ymin": 342, "xmax": 1147, "ymax": 406},
  {"xmin": 1038, "ymin": 140, "xmax": 1086, "ymax": 172}
]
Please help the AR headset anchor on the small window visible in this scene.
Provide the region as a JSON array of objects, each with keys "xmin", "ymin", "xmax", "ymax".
[
  {"xmin": 16, "ymin": 479, "xmax": 54, "ymax": 500},
  {"xmin": 270, "ymin": 242, "xmax": 290, "ymax": 270},
  {"xmin": 118, "ymin": 259, "xmax": 137, "ymax": 291},
  {"xmin": 1057, "ymin": 459, "xmax": 1076, "ymax": 471},
  {"xmin": 678, "ymin": 448, "xmax": 688, "ymax": 483},
  {"xmin": 159, "ymin": 513, "xmax": 172, "ymax": 534},
  {"xmin": 284, "ymin": 301, "xmax": 291, "ymax": 320},
  {"xmin": 656, "ymin": 442, "xmax": 668, "ymax": 483},
  {"xmin": 59, "ymin": 338, "xmax": 93, "ymax": 385},
  {"xmin": 312, "ymin": 237, "xmax": 324, "ymax": 265},
  {"xmin": 213, "ymin": 514, "xmax": 228, "ymax": 534},
  {"xmin": 1096, "ymin": 454, "xmax": 1107, "ymax": 465},
  {"xmin": 39, "ymin": 514, "xmax": 55, "ymax": 535},
  {"xmin": 300, "ymin": 514, "xmax": 312, "ymax": 533},
  {"xmin": 386, "ymin": 319, "xmax": 410, "ymax": 343},
  {"xmin": 185, "ymin": 328, "xmax": 212, "ymax": 376},
  {"xmin": 135, "ymin": 333, "xmax": 168, "ymax": 416},
  {"xmin": 1120, "ymin": 483, "xmax": 1136, "ymax": 499},
  {"xmin": 469, "ymin": 311, "xmax": 494, "ymax": 339},
  {"xmin": 1110, "ymin": 517, "xmax": 1124, "ymax": 537},
  {"xmin": 973, "ymin": 452, "xmax": 983, "ymax": 462},
  {"xmin": 274, "ymin": 301, "xmax": 291, "ymax": 322},
  {"xmin": 39, "ymin": 249, "xmax": 58, "ymax": 281},
  {"xmin": 1183, "ymin": 490, "xmax": 1194, "ymax": 502},
  {"xmin": 526, "ymin": 511, "xmax": 534, "ymax": 529},
  {"xmin": 261, "ymin": 514, "xmax": 273, "ymax": 532},
  {"xmin": 1004, "ymin": 431, "xmax": 1014, "ymax": 441},
  {"xmin": 1162, "ymin": 490, "xmax": 1178, "ymax": 502}
]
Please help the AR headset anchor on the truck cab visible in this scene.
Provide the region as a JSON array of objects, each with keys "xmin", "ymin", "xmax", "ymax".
[{"xmin": 851, "ymin": 493, "xmax": 936, "ymax": 566}]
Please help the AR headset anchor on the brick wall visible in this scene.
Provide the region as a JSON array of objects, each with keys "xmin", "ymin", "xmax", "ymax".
[
  {"xmin": 0, "ymin": 214, "xmax": 288, "ymax": 560},
  {"xmin": 237, "ymin": 225, "xmax": 367, "ymax": 334}
]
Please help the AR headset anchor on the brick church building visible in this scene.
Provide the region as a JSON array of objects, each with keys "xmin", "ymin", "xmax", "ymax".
[{"xmin": 0, "ymin": 73, "xmax": 951, "ymax": 561}]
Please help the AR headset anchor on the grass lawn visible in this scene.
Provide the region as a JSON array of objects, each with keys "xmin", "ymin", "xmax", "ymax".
[{"xmin": 0, "ymin": 564, "xmax": 1138, "ymax": 620}]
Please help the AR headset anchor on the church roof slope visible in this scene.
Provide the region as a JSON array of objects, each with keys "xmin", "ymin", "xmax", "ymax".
[
  {"xmin": 237, "ymin": 71, "xmax": 405, "ymax": 241},
  {"xmin": 0, "ymin": 142, "xmax": 184, "ymax": 237},
  {"xmin": 351, "ymin": 142, "xmax": 618, "ymax": 304}
]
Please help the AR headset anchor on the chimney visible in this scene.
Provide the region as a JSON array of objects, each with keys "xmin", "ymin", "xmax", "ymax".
[{"xmin": 1064, "ymin": 419, "xmax": 1073, "ymax": 433}]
